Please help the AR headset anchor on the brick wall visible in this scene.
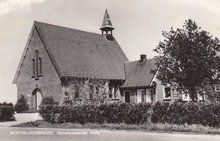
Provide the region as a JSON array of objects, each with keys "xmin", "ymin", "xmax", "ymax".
[
  {"xmin": 16, "ymin": 28, "xmax": 62, "ymax": 110},
  {"xmin": 152, "ymin": 74, "xmax": 181, "ymax": 102}
]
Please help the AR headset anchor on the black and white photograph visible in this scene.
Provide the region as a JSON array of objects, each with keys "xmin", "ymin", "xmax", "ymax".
[{"xmin": 1, "ymin": 0, "xmax": 220, "ymax": 140}]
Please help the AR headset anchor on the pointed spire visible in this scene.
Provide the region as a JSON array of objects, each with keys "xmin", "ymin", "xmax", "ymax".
[
  {"xmin": 100, "ymin": 9, "xmax": 114, "ymax": 37},
  {"xmin": 101, "ymin": 9, "xmax": 113, "ymax": 28}
]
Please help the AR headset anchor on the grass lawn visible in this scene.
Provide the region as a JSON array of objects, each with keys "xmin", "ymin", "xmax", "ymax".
[{"xmin": 12, "ymin": 120, "xmax": 220, "ymax": 135}]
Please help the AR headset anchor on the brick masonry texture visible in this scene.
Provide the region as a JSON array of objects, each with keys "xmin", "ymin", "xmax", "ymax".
[{"xmin": 16, "ymin": 28, "xmax": 62, "ymax": 110}]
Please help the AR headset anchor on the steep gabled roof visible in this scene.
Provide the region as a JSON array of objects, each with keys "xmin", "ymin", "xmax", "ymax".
[
  {"xmin": 13, "ymin": 21, "xmax": 128, "ymax": 83},
  {"xmin": 121, "ymin": 58, "xmax": 157, "ymax": 88}
]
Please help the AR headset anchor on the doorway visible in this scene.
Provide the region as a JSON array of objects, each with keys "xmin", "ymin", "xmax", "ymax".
[
  {"xmin": 32, "ymin": 88, "xmax": 43, "ymax": 110},
  {"xmin": 124, "ymin": 91, "xmax": 130, "ymax": 103}
]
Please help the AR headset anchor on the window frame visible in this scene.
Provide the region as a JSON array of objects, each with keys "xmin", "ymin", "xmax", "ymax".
[
  {"xmin": 35, "ymin": 50, "xmax": 39, "ymax": 77},
  {"xmin": 38, "ymin": 57, "xmax": 42, "ymax": 77},
  {"xmin": 163, "ymin": 87, "xmax": 171, "ymax": 100},
  {"xmin": 182, "ymin": 93, "xmax": 190, "ymax": 102},
  {"xmin": 32, "ymin": 59, "xmax": 35, "ymax": 78},
  {"xmin": 149, "ymin": 89, "xmax": 155, "ymax": 103},
  {"xmin": 137, "ymin": 89, "xmax": 145, "ymax": 103}
]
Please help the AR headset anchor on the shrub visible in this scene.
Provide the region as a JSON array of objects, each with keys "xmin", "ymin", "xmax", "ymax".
[
  {"xmin": 151, "ymin": 101, "xmax": 220, "ymax": 127},
  {"xmin": 0, "ymin": 102, "xmax": 15, "ymax": 121},
  {"xmin": 39, "ymin": 99, "xmax": 220, "ymax": 127},
  {"xmin": 151, "ymin": 102, "xmax": 169, "ymax": 123},
  {"xmin": 41, "ymin": 102, "xmax": 152, "ymax": 124},
  {"xmin": 197, "ymin": 102, "xmax": 220, "ymax": 127},
  {"xmin": 39, "ymin": 96, "xmax": 60, "ymax": 123},
  {"xmin": 14, "ymin": 95, "xmax": 28, "ymax": 113},
  {"xmin": 41, "ymin": 96, "xmax": 59, "ymax": 105},
  {"xmin": 166, "ymin": 102, "xmax": 200, "ymax": 124}
]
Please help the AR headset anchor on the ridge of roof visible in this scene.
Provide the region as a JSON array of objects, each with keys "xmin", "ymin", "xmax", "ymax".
[{"xmin": 34, "ymin": 21, "xmax": 102, "ymax": 36}]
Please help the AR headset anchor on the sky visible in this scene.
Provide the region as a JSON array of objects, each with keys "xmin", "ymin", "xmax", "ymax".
[{"xmin": 1, "ymin": 0, "xmax": 220, "ymax": 103}]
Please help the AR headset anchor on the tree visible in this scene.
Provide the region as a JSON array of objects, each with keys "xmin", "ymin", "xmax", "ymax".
[
  {"xmin": 154, "ymin": 19, "xmax": 220, "ymax": 101},
  {"xmin": 14, "ymin": 95, "xmax": 29, "ymax": 113}
]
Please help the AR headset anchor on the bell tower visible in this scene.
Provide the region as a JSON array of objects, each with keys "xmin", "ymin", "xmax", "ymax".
[{"xmin": 100, "ymin": 9, "xmax": 114, "ymax": 40}]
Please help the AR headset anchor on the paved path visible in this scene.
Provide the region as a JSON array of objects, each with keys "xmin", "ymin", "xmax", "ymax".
[
  {"xmin": 0, "ymin": 127, "xmax": 220, "ymax": 141},
  {"xmin": 0, "ymin": 113, "xmax": 42, "ymax": 127}
]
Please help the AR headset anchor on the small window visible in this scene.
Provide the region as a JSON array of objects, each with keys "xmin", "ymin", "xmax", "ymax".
[
  {"xmin": 32, "ymin": 59, "xmax": 35, "ymax": 77},
  {"xmin": 182, "ymin": 93, "xmax": 190, "ymax": 101},
  {"xmin": 109, "ymin": 87, "xmax": 116, "ymax": 99},
  {"xmin": 215, "ymin": 85, "xmax": 220, "ymax": 92},
  {"xmin": 137, "ymin": 89, "xmax": 145, "ymax": 103},
  {"xmin": 141, "ymin": 92, "xmax": 145, "ymax": 103},
  {"xmin": 146, "ymin": 89, "xmax": 154, "ymax": 103},
  {"xmin": 38, "ymin": 57, "xmax": 42, "ymax": 76},
  {"xmin": 164, "ymin": 87, "xmax": 171, "ymax": 100},
  {"xmin": 112, "ymin": 87, "xmax": 116, "ymax": 98},
  {"xmin": 150, "ymin": 89, "xmax": 154, "ymax": 103},
  {"xmin": 89, "ymin": 85, "xmax": 93, "ymax": 100},
  {"xmin": 74, "ymin": 86, "xmax": 79, "ymax": 99},
  {"xmin": 114, "ymin": 88, "xmax": 120, "ymax": 99},
  {"xmin": 198, "ymin": 93, "xmax": 205, "ymax": 101},
  {"xmin": 109, "ymin": 93, "xmax": 112, "ymax": 98},
  {"xmin": 35, "ymin": 50, "xmax": 38, "ymax": 76}
]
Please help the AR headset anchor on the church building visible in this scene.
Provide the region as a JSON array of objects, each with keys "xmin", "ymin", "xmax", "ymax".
[{"xmin": 13, "ymin": 10, "xmax": 180, "ymax": 110}]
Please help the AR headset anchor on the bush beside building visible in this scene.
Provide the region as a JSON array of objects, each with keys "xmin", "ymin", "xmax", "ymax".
[
  {"xmin": 14, "ymin": 95, "xmax": 29, "ymax": 113},
  {"xmin": 0, "ymin": 102, "xmax": 15, "ymax": 121},
  {"xmin": 39, "ymin": 96, "xmax": 220, "ymax": 127}
]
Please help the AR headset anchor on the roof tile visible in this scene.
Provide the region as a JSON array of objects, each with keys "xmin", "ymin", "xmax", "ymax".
[{"xmin": 35, "ymin": 21, "xmax": 128, "ymax": 80}]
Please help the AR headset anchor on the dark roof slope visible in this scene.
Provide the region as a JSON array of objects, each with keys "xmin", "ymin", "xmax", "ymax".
[
  {"xmin": 35, "ymin": 21, "xmax": 128, "ymax": 80},
  {"xmin": 121, "ymin": 58, "xmax": 157, "ymax": 88}
]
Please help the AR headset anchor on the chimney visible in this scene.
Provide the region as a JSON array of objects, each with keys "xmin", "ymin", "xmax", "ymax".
[{"xmin": 139, "ymin": 54, "xmax": 146, "ymax": 63}]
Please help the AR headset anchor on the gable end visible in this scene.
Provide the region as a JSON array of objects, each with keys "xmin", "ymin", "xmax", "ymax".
[{"xmin": 12, "ymin": 22, "xmax": 61, "ymax": 84}]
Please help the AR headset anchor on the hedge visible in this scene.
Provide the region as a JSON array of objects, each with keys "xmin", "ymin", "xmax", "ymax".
[
  {"xmin": 39, "ymin": 97, "xmax": 220, "ymax": 127},
  {"xmin": 0, "ymin": 102, "xmax": 15, "ymax": 121},
  {"xmin": 39, "ymin": 98, "xmax": 152, "ymax": 124},
  {"xmin": 151, "ymin": 101, "xmax": 220, "ymax": 127}
]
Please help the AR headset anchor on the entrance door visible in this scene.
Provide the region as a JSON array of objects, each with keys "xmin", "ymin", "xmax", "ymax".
[
  {"xmin": 125, "ymin": 91, "xmax": 130, "ymax": 103},
  {"xmin": 32, "ymin": 88, "xmax": 43, "ymax": 111},
  {"xmin": 36, "ymin": 92, "xmax": 42, "ymax": 110}
]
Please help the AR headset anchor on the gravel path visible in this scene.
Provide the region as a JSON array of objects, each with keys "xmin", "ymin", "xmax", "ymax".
[{"xmin": 0, "ymin": 113, "xmax": 42, "ymax": 127}]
